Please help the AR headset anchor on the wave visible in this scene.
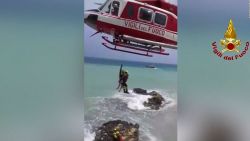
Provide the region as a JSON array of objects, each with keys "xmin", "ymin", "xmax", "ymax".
[
  {"xmin": 113, "ymin": 89, "xmax": 175, "ymax": 111},
  {"xmin": 113, "ymin": 90, "xmax": 152, "ymax": 110}
]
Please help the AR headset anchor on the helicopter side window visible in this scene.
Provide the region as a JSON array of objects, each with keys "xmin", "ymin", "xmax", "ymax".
[
  {"xmin": 154, "ymin": 12, "xmax": 167, "ymax": 26},
  {"xmin": 111, "ymin": 1, "xmax": 120, "ymax": 16},
  {"xmin": 127, "ymin": 5, "xmax": 134, "ymax": 18},
  {"xmin": 138, "ymin": 7, "xmax": 153, "ymax": 22}
]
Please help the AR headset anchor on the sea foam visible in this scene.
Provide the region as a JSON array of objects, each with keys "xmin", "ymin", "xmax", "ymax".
[
  {"xmin": 84, "ymin": 128, "xmax": 95, "ymax": 141},
  {"xmin": 113, "ymin": 90, "xmax": 152, "ymax": 110},
  {"xmin": 113, "ymin": 89, "xmax": 174, "ymax": 111}
]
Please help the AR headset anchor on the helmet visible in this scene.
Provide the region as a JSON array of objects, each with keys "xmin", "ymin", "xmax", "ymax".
[{"xmin": 124, "ymin": 70, "xmax": 128, "ymax": 73}]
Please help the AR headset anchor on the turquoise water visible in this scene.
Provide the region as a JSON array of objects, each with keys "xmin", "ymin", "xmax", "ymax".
[
  {"xmin": 84, "ymin": 60, "xmax": 177, "ymax": 98},
  {"xmin": 84, "ymin": 61, "xmax": 177, "ymax": 111},
  {"xmin": 0, "ymin": 1, "xmax": 84, "ymax": 141},
  {"xmin": 84, "ymin": 58, "xmax": 177, "ymax": 141},
  {"xmin": 84, "ymin": 63, "xmax": 177, "ymax": 110}
]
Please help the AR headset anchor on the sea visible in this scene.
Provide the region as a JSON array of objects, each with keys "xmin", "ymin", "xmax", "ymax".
[{"xmin": 84, "ymin": 57, "xmax": 177, "ymax": 141}]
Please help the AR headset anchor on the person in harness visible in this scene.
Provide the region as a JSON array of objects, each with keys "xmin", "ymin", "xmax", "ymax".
[
  {"xmin": 116, "ymin": 64, "xmax": 129, "ymax": 94},
  {"xmin": 121, "ymin": 70, "xmax": 129, "ymax": 93},
  {"xmin": 116, "ymin": 66, "xmax": 124, "ymax": 90}
]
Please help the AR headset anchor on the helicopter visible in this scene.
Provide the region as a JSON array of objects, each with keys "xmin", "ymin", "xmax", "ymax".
[{"xmin": 84, "ymin": 0, "xmax": 177, "ymax": 57}]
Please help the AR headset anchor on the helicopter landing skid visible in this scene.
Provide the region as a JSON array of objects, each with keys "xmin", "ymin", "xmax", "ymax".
[{"xmin": 102, "ymin": 36, "xmax": 169, "ymax": 57}]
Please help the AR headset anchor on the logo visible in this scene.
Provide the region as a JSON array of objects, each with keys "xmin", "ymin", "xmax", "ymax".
[{"xmin": 211, "ymin": 19, "xmax": 249, "ymax": 60}]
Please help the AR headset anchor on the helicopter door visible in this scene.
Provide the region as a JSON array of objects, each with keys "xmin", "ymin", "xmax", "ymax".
[{"xmin": 110, "ymin": 1, "xmax": 120, "ymax": 16}]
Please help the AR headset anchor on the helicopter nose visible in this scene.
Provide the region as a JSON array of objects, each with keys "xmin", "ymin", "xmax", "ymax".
[{"xmin": 84, "ymin": 11, "xmax": 98, "ymax": 30}]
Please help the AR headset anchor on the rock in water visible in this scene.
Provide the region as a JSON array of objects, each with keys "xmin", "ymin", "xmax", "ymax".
[
  {"xmin": 133, "ymin": 88, "xmax": 147, "ymax": 94},
  {"xmin": 144, "ymin": 91, "xmax": 165, "ymax": 110},
  {"xmin": 133, "ymin": 88, "xmax": 165, "ymax": 110},
  {"xmin": 94, "ymin": 120, "xmax": 139, "ymax": 141}
]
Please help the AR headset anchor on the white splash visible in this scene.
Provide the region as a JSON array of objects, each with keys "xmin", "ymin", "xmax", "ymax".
[
  {"xmin": 113, "ymin": 89, "xmax": 175, "ymax": 111},
  {"xmin": 84, "ymin": 128, "xmax": 95, "ymax": 141},
  {"xmin": 113, "ymin": 90, "xmax": 152, "ymax": 110}
]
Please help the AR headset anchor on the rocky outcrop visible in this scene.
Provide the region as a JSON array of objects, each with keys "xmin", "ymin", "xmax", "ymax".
[
  {"xmin": 133, "ymin": 88, "xmax": 165, "ymax": 110},
  {"xmin": 144, "ymin": 91, "xmax": 165, "ymax": 110},
  {"xmin": 94, "ymin": 120, "xmax": 139, "ymax": 141}
]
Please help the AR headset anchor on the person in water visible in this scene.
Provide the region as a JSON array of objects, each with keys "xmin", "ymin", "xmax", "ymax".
[{"xmin": 117, "ymin": 64, "xmax": 129, "ymax": 93}]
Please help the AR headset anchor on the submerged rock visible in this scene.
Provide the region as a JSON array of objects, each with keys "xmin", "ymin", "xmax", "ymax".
[
  {"xmin": 94, "ymin": 120, "xmax": 139, "ymax": 141},
  {"xmin": 133, "ymin": 88, "xmax": 165, "ymax": 110}
]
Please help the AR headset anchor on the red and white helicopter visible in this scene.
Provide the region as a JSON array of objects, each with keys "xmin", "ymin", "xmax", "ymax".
[{"xmin": 84, "ymin": 0, "xmax": 177, "ymax": 57}]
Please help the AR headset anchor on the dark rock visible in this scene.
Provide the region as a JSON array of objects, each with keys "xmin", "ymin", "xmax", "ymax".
[
  {"xmin": 133, "ymin": 88, "xmax": 147, "ymax": 94},
  {"xmin": 133, "ymin": 88, "xmax": 165, "ymax": 110},
  {"xmin": 94, "ymin": 120, "xmax": 139, "ymax": 141},
  {"xmin": 148, "ymin": 91, "xmax": 165, "ymax": 102},
  {"xmin": 143, "ymin": 91, "xmax": 165, "ymax": 110}
]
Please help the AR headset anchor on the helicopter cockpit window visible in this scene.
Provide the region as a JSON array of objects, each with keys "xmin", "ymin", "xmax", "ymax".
[
  {"xmin": 99, "ymin": 0, "xmax": 109, "ymax": 11},
  {"xmin": 105, "ymin": 4, "xmax": 111, "ymax": 13},
  {"xmin": 111, "ymin": 1, "xmax": 120, "ymax": 16},
  {"xmin": 139, "ymin": 8, "xmax": 153, "ymax": 22},
  {"xmin": 154, "ymin": 12, "xmax": 167, "ymax": 26}
]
